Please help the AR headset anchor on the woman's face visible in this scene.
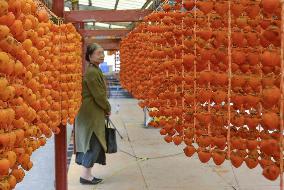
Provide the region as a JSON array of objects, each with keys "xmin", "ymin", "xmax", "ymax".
[{"xmin": 89, "ymin": 47, "xmax": 105, "ymax": 65}]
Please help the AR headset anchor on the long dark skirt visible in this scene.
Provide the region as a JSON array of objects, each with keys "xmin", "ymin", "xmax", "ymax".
[{"xmin": 75, "ymin": 132, "xmax": 106, "ymax": 168}]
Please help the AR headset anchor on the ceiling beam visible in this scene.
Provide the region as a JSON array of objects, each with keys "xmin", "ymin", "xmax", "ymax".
[
  {"xmin": 64, "ymin": 9, "xmax": 152, "ymax": 23},
  {"xmin": 84, "ymin": 25, "xmax": 128, "ymax": 30},
  {"xmin": 90, "ymin": 22, "xmax": 131, "ymax": 30},
  {"xmin": 110, "ymin": 0, "xmax": 120, "ymax": 29},
  {"xmin": 78, "ymin": 29, "xmax": 130, "ymax": 38},
  {"xmin": 85, "ymin": 38, "xmax": 121, "ymax": 50},
  {"xmin": 65, "ymin": 2, "xmax": 111, "ymax": 10},
  {"xmin": 104, "ymin": 22, "xmax": 131, "ymax": 28},
  {"xmin": 78, "ymin": 5, "xmax": 109, "ymax": 10}
]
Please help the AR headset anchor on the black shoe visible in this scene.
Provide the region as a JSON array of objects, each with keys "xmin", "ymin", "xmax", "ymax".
[
  {"xmin": 80, "ymin": 177, "xmax": 103, "ymax": 185},
  {"xmin": 93, "ymin": 177, "xmax": 103, "ymax": 181}
]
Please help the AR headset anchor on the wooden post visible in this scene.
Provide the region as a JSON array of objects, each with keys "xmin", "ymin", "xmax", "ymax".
[
  {"xmin": 52, "ymin": 1, "xmax": 67, "ymax": 190},
  {"xmin": 52, "ymin": 0, "xmax": 64, "ymax": 17},
  {"xmin": 79, "ymin": 22, "xmax": 85, "ymax": 29},
  {"xmin": 55, "ymin": 124, "xmax": 67, "ymax": 190}
]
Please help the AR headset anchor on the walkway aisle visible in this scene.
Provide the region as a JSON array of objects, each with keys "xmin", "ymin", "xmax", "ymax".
[
  {"xmin": 16, "ymin": 136, "xmax": 55, "ymax": 190},
  {"xmin": 68, "ymin": 99, "xmax": 279, "ymax": 190}
]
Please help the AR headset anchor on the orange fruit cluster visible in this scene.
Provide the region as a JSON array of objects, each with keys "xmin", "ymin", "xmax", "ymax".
[
  {"xmin": 120, "ymin": 0, "xmax": 282, "ymax": 181},
  {"xmin": 0, "ymin": 0, "xmax": 82, "ymax": 189},
  {"xmin": 58, "ymin": 24, "xmax": 82, "ymax": 126}
]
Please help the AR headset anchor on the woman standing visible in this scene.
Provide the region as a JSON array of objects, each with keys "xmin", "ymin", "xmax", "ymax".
[{"xmin": 75, "ymin": 43, "xmax": 111, "ymax": 185}]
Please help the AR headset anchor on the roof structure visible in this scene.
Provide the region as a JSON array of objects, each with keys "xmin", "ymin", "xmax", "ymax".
[
  {"xmin": 53, "ymin": 0, "xmax": 166, "ymax": 50},
  {"xmin": 79, "ymin": 0, "xmax": 149, "ymax": 10},
  {"xmin": 64, "ymin": 0, "xmax": 158, "ymax": 29}
]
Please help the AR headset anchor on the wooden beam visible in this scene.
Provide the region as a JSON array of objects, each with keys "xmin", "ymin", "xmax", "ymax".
[
  {"xmin": 65, "ymin": 1, "xmax": 111, "ymax": 11},
  {"xmin": 77, "ymin": 5, "xmax": 109, "ymax": 10},
  {"xmin": 105, "ymin": 22, "xmax": 132, "ymax": 27},
  {"xmin": 85, "ymin": 38, "xmax": 121, "ymax": 50},
  {"xmin": 85, "ymin": 38, "xmax": 120, "ymax": 45},
  {"xmin": 94, "ymin": 42, "xmax": 120, "ymax": 50},
  {"xmin": 78, "ymin": 29, "xmax": 130, "ymax": 38},
  {"xmin": 64, "ymin": 9, "xmax": 152, "ymax": 23},
  {"xmin": 110, "ymin": 0, "xmax": 120, "ymax": 29}
]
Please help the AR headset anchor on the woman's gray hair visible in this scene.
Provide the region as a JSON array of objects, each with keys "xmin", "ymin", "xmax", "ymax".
[{"xmin": 85, "ymin": 43, "xmax": 102, "ymax": 62}]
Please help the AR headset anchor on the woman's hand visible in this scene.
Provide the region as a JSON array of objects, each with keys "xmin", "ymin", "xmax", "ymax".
[{"xmin": 105, "ymin": 112, "xmax": 111, "ymax": 117}]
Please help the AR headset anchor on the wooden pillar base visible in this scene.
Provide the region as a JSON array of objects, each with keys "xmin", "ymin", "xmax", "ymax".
[{"xmin": 55, "ymin": 124, "xmax": 67, "ymax": 190}]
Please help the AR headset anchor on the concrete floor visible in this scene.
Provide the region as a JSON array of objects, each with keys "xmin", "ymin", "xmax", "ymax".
[
  {"xmin": 16, "ymin": 135, "xmax": 55, "ymax": 190},
  {"xmin": 15, "ymin": 120, "xmax": 74, "ymax": 190},
  {"xmin": 68, "ymin": 99, "xmax": 280, "ymax": 190}
]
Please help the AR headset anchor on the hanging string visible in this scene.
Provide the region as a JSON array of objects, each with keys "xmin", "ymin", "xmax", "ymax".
[
  {"xmin": 174, "ymin": 4, "xmax": 178, "ymax": 109},
  {"xmin": 58, "ymin": 19, "xmax": 63, "ymax": 124},
  {"xmin": 227, "ymin": 0, "xmax": 232, "ymax": 160},
  {"xmin": 181, "ymin": 0, "xmax": 185, "ymax": 136},
  {"xmin": 35, "ymin": 0, "xmax": 62, "ymax": 22},
  {"xmin": 207, "ymin": 9, "xmax": 212, "ymax": 147},
  {"xmin": 279, "ymin": 1, "xmax": 284, "ymax": 190},
  {"xmin": 193, "ymin": 0, "xmax": 197, "ymax": 144},
  {"xmin": 155, "ymin": 0, "xmax": 170, "ymax": 11}
]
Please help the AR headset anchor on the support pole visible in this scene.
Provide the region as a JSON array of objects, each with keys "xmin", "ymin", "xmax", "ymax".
[
  {"xmin": 52, "ymin": 1, "xmax": 66, "ymax": 190},
  {"xmin": 52, "ymin": 0, "xmax": 64, "ymax": 17},
  {"xmin": 55, "ymin": 125, "xmax": 67, "ymax": 190}
]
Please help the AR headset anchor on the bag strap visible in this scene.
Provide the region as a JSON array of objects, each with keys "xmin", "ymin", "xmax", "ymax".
[{"xmin": 106, "ymin": 116, "xmax": 110, "ymax": 128}]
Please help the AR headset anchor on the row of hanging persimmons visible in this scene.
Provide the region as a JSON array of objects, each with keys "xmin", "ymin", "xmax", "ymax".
[
  {"xmin": 0, "ymin": 0, "xmax": 82, "ymax": 189},
  {"xmin": 120, "ymin": 0, "xmax": 283, "ymax": 182}
]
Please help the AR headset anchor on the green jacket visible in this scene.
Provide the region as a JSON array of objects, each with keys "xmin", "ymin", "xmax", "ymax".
[{"xmin": 75, "ymin": 64, "xmax": 111, "ymax": 153}]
